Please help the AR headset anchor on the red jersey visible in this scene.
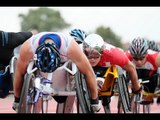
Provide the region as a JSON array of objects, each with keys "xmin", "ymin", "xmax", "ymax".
[
  {"xmin": 97, "ymin": 43, "xmax": 129, "ymax": 68},
  {"xmin": 125, "ymin": 49, "xmax": 159, "ymax": 71}
]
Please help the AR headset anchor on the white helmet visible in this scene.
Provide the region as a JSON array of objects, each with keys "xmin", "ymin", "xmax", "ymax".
[
  {"xmin": 84, "ymin": 33, "xmax": 104, "ymax": 48},
  {"xmin": 83, "ymin": 34, "xmax": 104, "ymax": 54}
]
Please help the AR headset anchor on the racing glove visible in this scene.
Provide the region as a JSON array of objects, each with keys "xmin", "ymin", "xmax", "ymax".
[{"xmin": 90, "ymin": 97, "xmax": 101, "ymax": 113}]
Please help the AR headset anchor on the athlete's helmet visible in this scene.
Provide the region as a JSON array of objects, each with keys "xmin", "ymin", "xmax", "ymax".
[
  {"xmin": 129, "ymin": 37, "xmax": 148, "ymax": 57},
  {"xmin": 69, "ymin": 29, "xmax": 87, "ymax": 44},
  {"xmin": 35, "ymin": 43, "xmax": 61, "ymax": 73},
  {"xmin": 83, "ymin": 33, "xmax": 105, "ymax": 56},
  {"xmin": 147, "ymin": 40, "xmax": 160, "ymax": 52}
]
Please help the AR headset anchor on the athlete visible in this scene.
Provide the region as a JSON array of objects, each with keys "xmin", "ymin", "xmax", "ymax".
[
  {"xmin": 69, "ymin": 28, "xmax": 88, "ymax": 44},
  {"xmin": 125, "ymin": 37, "xmax": 160, "ymax": 104},
  {"xmin": 0, "ymin": 31, "xmax": 33, "ymax": 69},
  {"xmin": 0, "ymin": 30, "xmax": 33, "ymax": 98},
  {"xmin": 147, "ymin": 39, "xmax": 160, "ymax": 52},
  {"xmin": 75, "ymin": 33, "xmax": 142, "ymax": 108},
  {"xmin": 12, "ymin": 31, "xmax": 100, "ymax": 113}
]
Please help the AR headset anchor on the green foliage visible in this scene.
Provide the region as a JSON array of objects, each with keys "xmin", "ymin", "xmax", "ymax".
[
  {"xmin": 18, "ymin": 7, "xmax": 71, "ymax": 32},
  {"xmin": 95, "ymin": 26, "xmax": 123, "ymax": 48}
]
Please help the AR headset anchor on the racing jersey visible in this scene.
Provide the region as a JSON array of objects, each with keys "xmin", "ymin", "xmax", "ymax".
[
  {"xmin": 29, "ymin": 32, "xmax": 73, "ymax": 62},
  {"xmin": 97, "ymin": 43, "xmax": 129, "ymax": 68},
  {"xmin": 125, "ymin": 49, "xmax": 158, "ymax": 71},
  {"xmin": 125, "ymin": 49, "xmax": 159, "ymax": 77}
]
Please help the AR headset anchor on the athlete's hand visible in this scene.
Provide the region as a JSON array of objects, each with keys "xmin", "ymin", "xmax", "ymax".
[{"xmin": 90, "ymin": 97, "xmax": 101, "ymax": 113}]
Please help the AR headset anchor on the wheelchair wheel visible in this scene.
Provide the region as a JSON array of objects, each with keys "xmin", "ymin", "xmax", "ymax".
[
  {"xmin": 56, "ymin": 96, "xmax": 76, "ymax": 113},
  {"xmin": 134, "ymin": 101, "xmax": 151, "ymax": 113},
  {"xmin": 117, "ymin": 74, "xmax": 131, "ymax": 113},
  {"xmin": 130, "ymin": 94, "xmax": 141, "ymax": 113},
  {"xmin": 18, "ymin": 73, "xmax": 42, "ymax": 113},
  {"xmin": 117, "ymin": 96, "xmax": 123, "ymax": 113},
  {"xmin": 74, "ymin": 70, "xmax": 91, "ymax": 113},
  {"xmin": 103, "ymin": 104, "xmax": 111, "ymax": 113},
  {"xmin": 101, "ymin": 96, "xmax": 111, "ymax": 113},
  {"xmin": 143, "ymin": 104, "xmax": 150, "ymax": 113}
]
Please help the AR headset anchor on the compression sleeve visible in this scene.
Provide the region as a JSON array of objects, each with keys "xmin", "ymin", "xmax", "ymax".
[
  {"xmin": 0, "ymin": 31, "xmax": 33, "ymax": 48},
  {"xmin": 9, "ymin": 32, "xmax": 33, "ymax": 48}
]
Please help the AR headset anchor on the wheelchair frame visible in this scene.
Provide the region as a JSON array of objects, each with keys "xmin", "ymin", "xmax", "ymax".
[
  {"xmin": 96, "ymin": 65, "xmax": 131, "ymax": 113},
  {"xmin": 17, "ymin": 55, "xmax": 93, "ymax": 113}
]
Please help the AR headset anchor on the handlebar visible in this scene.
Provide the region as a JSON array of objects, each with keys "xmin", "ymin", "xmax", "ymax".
[
  {"xmin": 129, "ymin": 79, "xmax": 150, "ymax": 85},
  {"xmin": 138, "ymin": 79, "xmax": 150, "ymax": 84}
]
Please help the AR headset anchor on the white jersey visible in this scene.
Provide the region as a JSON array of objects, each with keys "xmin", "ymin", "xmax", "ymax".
[{"xmin": 29, "ymin": 32, "xmax": 73, "ymax": 62}]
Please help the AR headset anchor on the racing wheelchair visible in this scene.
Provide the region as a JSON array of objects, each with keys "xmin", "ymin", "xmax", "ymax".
[
  {"xmin": 17, "ymin": 54, "xmax": 95, "ymax": 113},
  {"xmin": 93, "ymin": 65, "xmax": 131, "ymax": 113},
  {"xmin": 0, "ymin": 46, "xmax": 18, "ymax": 98},
  {"xmin": 129, "ymin": 69, "xmax": 160, "ymax": 113}
]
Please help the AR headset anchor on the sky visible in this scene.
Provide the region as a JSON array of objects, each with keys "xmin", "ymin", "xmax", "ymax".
[{"xmin": 0, "ymin": 7, "xmax": 160, "ymax": 43}]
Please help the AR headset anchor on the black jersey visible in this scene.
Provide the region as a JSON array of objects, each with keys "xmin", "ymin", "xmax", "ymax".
[{"xmin": 0, "ymin": 31, "xmax": 33, "ymax": 69}]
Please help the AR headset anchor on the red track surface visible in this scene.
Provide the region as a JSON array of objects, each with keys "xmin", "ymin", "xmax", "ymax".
[{"xmin": 0, "ymin": 94, "xmax": 160, "ymax": 113}]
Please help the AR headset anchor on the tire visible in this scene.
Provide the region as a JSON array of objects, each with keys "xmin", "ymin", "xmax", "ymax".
[
  {"xmin": 56, "ymin": 96, "xmax": 75, "ymax": 113},
  {"xmin": 130, "ymin": 94, "xmax": 140, "ymax": 113},
  {"xmin": 103, "ymin": 104, "xmax": 111, "ymax": 113},
  {"xmin": 75, "ymin": 70, "xmax": 91, "ymax": 113},
  {"xmin": 143, "ymin": 104, "xmax": 150, "ymax": 113},
  {"xmin": 101, "ymin": 96, "xmax": 111, "ymax": 113},
  {"xmin": 117, "ymin": 74, "xmax": 131, "ymax": 113},
  {"xmin": 18, "ymin": 73, "xmax": 42, "ymax": 113},
  {"xmin": 117, "ymin": 96, "xmax": 123, "ymax": 113}
]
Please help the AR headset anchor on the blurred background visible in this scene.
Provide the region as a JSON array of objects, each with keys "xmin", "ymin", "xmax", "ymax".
[{"xmin": 1, "ymin": 7, "xmax": 160, "ymax": 49}]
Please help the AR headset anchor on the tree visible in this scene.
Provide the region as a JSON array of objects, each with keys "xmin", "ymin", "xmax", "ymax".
[
  {"xmin": 95, "ymin": 26, "xmax": 123, "ymax": 48},
  {"xmin": 18, "ymin": 7, "xmax": 71, "ymax": 32}
]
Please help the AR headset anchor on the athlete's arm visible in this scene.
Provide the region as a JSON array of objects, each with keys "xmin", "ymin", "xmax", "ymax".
[
  {"xmin": 155, "ymin": 53, "xmax": 160, "ymax": 67},
  {"xmin": 123, "ymin": 61, "xmax": 140, "ymax": 92},
  {"xmin": 13, "ymin": 40, "xmax": 34, "ymax": 98},
  {"xmin": 66, "ymin": 39, "xmax": 98, "ymax": 99},
  {"xmin": 9, "ymin": 32, "xmax": 33, "ymax": 48}
]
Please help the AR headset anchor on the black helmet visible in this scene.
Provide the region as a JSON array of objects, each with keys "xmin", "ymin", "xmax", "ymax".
[
  {"xmin": 147, "ymin": 40, "xmax": 160, "ymax": 52},
  {"xmin": 129, "ymin": 37, "xmax": 148, "ymax": 57},
  {"xmin": 35, "ymin": 43, "xmax": 61, "ymax": 73},
  {"xmin": 69, "ymin": 29, "xmax": 87, "ymax": 44}
]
